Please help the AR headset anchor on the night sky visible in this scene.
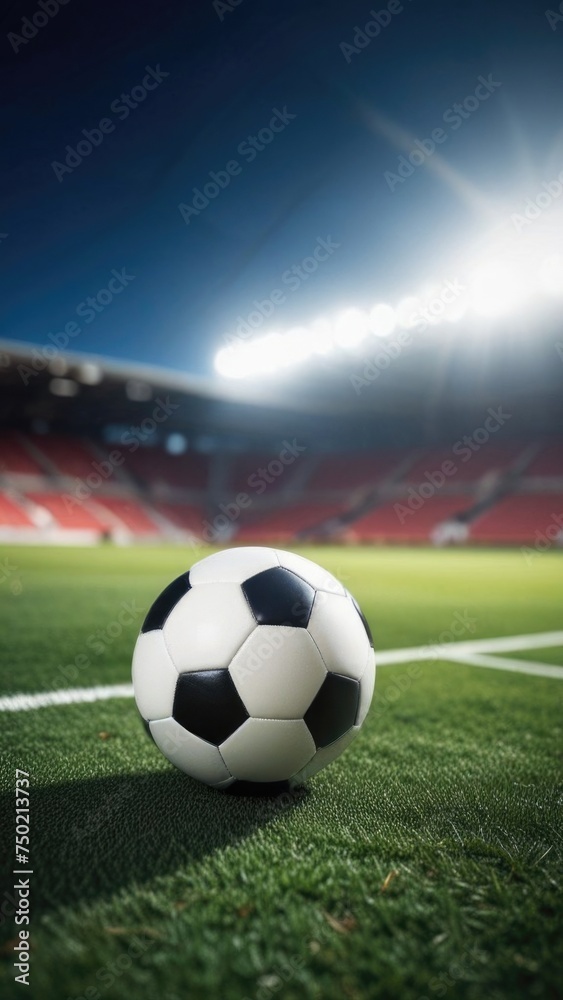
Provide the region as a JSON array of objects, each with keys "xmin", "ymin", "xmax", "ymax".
[{"xmin": 1, "ymin": 0, "xmax": 562, "ymax": 375}]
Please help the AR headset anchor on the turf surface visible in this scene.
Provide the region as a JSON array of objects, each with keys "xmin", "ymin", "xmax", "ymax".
[{"xmin": 0, "ymin": 545, "xmax": 561, "ymax": 1000}]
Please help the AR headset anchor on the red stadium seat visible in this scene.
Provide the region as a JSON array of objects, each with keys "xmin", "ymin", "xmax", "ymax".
[
  {"xmin": 471, "ymin": 494, "xmax": 563, "ymax": 543},
  {"xmin": 403, "ymin": 442, "xmax": 525, "ymax": 484},
  {"xmin": 525, "ymin": 443, "xmax": 563, "ymax": 478},
  {"xmin": 230, "ymin": 455, "xmax": 294, "ymax": 493},
  {"xmin": 91, "ymin": 496, "xmax": 160, "ymax": 535},
  {"xmin": 237, "ymin": 503, "xmax": 345, "ymax": 542},
  {"xmin": 0, "ymin": 492, "xmax": 34, "ymax": 527},
  {"xmin": 28, "ymin": 435, "xmax": 104, "ymax": 480},
  {"xmin": 0, "ymin": 433, "xmax": 43, "ymax": 475},
  {"xmin": 308, "ymin": 452, "xmax": 405, "ymax": 491},
  {"xmin": 350, "ymin": 496, "xmax": 471, "ymax": 542},
  {"xmin": 127, "ymin": 448, "xmax": 208, "ymax": 490},
  {"xmin": 153, "ymin": 501, "xmax": 203, "ymax": 533},
  {"xmin": 26, "ymin": 492, "xmax": 107, "ymax": 531}
]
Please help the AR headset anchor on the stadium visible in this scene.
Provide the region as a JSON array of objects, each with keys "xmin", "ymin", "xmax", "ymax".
[
  {"xmin": 1, "ymin": 1, "xmax": 562, "ymax": 998},
  {"xmin": 0, "ymin": 323, "xmax": 561, "ymax": 549}
]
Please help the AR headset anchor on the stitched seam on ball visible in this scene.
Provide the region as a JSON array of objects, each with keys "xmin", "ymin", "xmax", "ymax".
[
  {"xmin": 227, "ymin": 622, "xmax": 259, "ymax": 665},
  {"xmin": 161, "ymin": 626, "xmax": 182, "ymax": 676},
  {"xmin": 241, "ymin": 582, "xmax": 258, "ymax": 620},
  {"xmin": 217, "ymin": 745, "xmax": 234, "ymax": 779},
  {"xmin": 307, "ymin": 630, "xmax": 330, "ymax": 676},
  {"xmin": 251, "ymin": 717, "xmax": 305, "ymax": 723},
  {"xmin": 358, "ymin": 646, "xmax": 376, "ymax": 682}
]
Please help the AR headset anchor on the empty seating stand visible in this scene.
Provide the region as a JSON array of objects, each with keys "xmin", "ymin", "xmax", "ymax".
[
  {"xmin": 0, "ymin": 430, "xmax": 561, "ymax": 546},
  {"xmin": 308, "ymin": 451, "xmax": 405, "ymax": 491},
  {"xmin": 28, "ymin": 435, "xmax": 101, "ymax": 479},
  {"xmin": 0, "ymin": 492, "xmax": 34, "ymax": 527},
  {"xmin": 237, "ymin": 503, "xmax": 345, "ymax": 542},
  {"xmin": 349, "ymin": 496, "xmax": 471, "ymax": 543},
  {"xmin": 470, "ymin": 495, "xmax": 563, "ymax": 544},
  {"xmin": 25, "ymin": 492, "xmax": 107, "ymax": 531},
  {"xmin": 0, "ymin": 434, "xmax": 43, "ymax": 476},
  {"xmin": 90, "ymin": 497, "xmax": 160, "ymax": 535},
  {"xmin": 126, "ymin": 448, "xmax": 208, "ymax": 491}
]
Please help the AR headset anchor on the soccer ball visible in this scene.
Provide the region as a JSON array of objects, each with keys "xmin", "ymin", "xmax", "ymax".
[{"xmin": 132, "ymin": 547, "xmax": 375, "ymax": 790}]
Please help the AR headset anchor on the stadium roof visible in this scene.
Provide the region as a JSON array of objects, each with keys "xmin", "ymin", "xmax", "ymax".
[{"xmin": 1, "ymin": 333, "xmax": 562, "ymax": 448}]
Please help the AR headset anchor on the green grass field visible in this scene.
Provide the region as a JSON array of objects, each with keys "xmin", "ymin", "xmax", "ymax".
[{"xmin": 0, "ymin": 545, "xmax": 561, "ymax": 1000}]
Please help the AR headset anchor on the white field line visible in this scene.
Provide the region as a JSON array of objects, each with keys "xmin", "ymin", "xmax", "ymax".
[
  {"xmin": 376, "ymin": 630, "xmax": 563, "ymax": 664},
  {"xmin": 444, "ymin": 652, "xmax": 563, "ymax": 679},
  {"xmin": 0, "ymin": 684, "xmax": 134, "ymax": 713},
  {"xmin": 1, "ymin": 631, "xmax": 562, "ymax": 713}
]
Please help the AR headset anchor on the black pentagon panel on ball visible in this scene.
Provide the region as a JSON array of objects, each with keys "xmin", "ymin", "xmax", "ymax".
[
  {"xmin": 347, "ymin": 589, "xmax": 374, "ymax": 648},
  {"xmin": 304, "ymin": 673, "xmax": 360, "ymax": 749},
  {"xmin": 242, "ymin": 567, "xmax": 315, "ymax": 627},
  {"xmin": 173, "ymin": 669, "xmax": 249, "ymax": 745},
  {"xmin": 141, "ymin": 572, "xmax": 191, "ymax": 633}
]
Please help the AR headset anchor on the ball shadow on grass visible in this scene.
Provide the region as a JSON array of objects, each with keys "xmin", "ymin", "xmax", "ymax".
[{"xmin": 0, "ymin": 769, "xmax": 310, "ymax": 916}]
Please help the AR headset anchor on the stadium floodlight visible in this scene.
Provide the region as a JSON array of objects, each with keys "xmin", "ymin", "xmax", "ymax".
[
  {"xmin": 284, "ymin": 327, "xmax": 314, "ymax": 365},
  {"xmin": 48, "ymin": 356, "xmax": 69, "ymax": 376},
  {"xmin": 166, "ymin": 433, "xmax": 188, "ymax": 455},
  {"xmin": 538, "ymin": 254, "xmax": 563, "ymax": 297},
  {"xmin": 213, "ymin": 210, "xmax": 563, "ymax": 379},
  {"xmin": 215, "ymin": 345, "xmax": 250, "ymax": 379},
  {"xmin": 333, "ymin": 308, "xmax": 369, "ymax": 349},
  {"xmin": 444, "ymin": 298, "xmax": 468, "ymax": 323},
  {"xmin": 369, "ymin": 303, "xmax": 396, "ymax": 337},
  {"xmin": 396, "ymin": 296, "xmax": 421, "ymax": 329},
  {"xmin": 468, "ymin": 261, "xmax": 524, "ymax": 318},
  {"xmin": 249, "ymin": 332, "xmax": 290, "ymax": 374},
  {"xmin": 126, "ymin": 379, "xmax": 153, "ymax": 401},
  {"xmin": 308, "ymin": 317, "xmax": 335, "ymax": 355},
  {"xmin": 76, "ymin": 363, "xmax": 103, "ymax": 385},
  {"xmin": 49, "ymin": 377, "xmax": 79, "ymax": 397}
]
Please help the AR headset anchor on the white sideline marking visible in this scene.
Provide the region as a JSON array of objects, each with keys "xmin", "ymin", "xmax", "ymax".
[
  {"xmin": 0, "ymin": 684, "xmax": 134, "ymax": 713},
  {"xmin": 444, "ymin": 652, "xmax": 563, "ymax": 679},
  {"xmin": 376, "ymin": 630, "xmax": 563, "ymax": 665},
  {"xmin": 1, "ymin": 631, "xmax": 562, "ymax": 713}
]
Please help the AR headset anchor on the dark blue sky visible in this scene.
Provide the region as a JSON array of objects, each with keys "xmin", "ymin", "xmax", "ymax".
[{"xmin": 1, "ymin": 0, "xmax": 562, "ymax": 375}]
